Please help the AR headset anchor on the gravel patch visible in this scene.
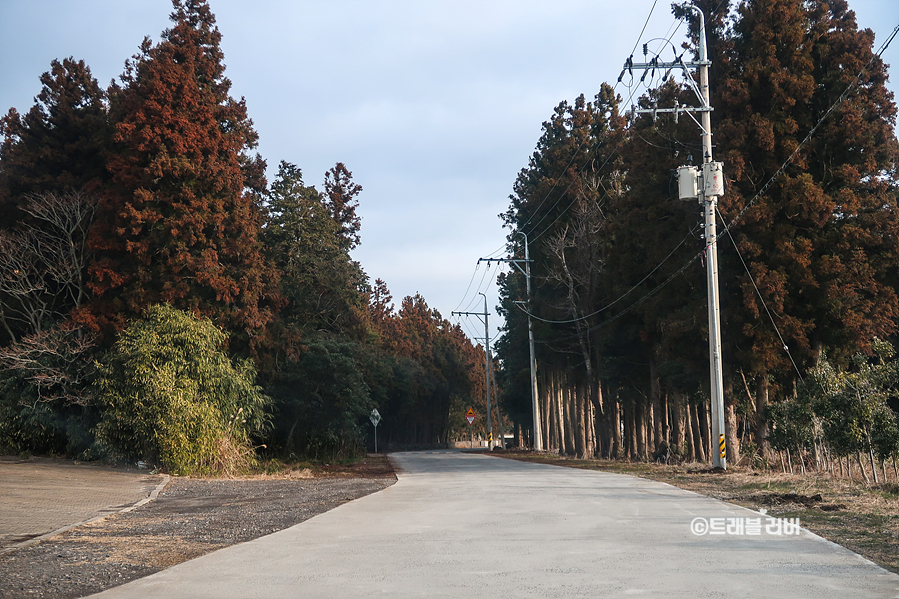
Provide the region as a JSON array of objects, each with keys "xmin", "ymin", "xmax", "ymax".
[{"xmin": 0, "ymin": 458, "xmax": 395, "ymax": 599}]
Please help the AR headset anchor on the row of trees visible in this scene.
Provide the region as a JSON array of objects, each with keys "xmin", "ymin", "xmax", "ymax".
[
  {"xmin": 0, "ymin": 0, "xmax": 483, "ymax": 469},
  {"xmin": 495, "ymin": 0, "xmax": 899, "ymax": 469}
]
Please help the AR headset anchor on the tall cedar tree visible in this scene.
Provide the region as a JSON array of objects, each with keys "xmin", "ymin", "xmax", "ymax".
[
  {"xmin": 84, "ymin": 0, "xmax": 273, "ymax": 349},
  {"xmin": 0, "ymin": 58, "xmax": 109, "ymax": 227},
  {"xmin": 713, "ymin": 0, "xmax": 899, "ymax": 380},
  {"xmin": 262, "ymin": 161, "xmax": 367, "ymax": 340},
  {"xmin": 499, "ymin": 87, "xmax": 625, "ymax": 453},
  {"xmin": 608, "ymin": 79, "xmax": 709, "ymax": 394},
  {"xmin": 0, "ymin": 59, "xmax": 109, "ymax": 344},
  {"xmin": 323, "ymin": 162, "xmax": 363, "ymax": 252}
]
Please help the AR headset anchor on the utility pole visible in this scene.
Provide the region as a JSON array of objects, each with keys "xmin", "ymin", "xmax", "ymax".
[
  {"xmin": 452, "ymin": 296, "xmax": 493, "ymax": 448},
  {"xmin": 622, "ymin": 6, "xmax": 726, "ymax": 469},
  {"xmin": 479, "ymin": 230, "xmax": 541, "ymax": 451},
  {"xmin": 479, "ymin": 293, "xmax": 494, "ymax": 449}
]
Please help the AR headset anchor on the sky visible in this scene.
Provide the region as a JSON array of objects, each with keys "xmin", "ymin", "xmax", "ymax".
[{"xmin": 1, "ymin": 0, "xmax": 897, "ymax": 346}]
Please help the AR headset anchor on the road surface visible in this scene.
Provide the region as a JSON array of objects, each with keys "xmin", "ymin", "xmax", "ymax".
[{"xmin": 89, "ymin": 450, "xmax": 899, "ymax": 598}]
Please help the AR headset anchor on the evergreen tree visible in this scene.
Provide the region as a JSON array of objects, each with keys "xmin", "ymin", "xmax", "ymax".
[
  {"xmin": 715, "ymin": 0, "xmax": 899, "ymax": 377},
  {"xmin": 0, "ymin": 58, "xmax": 109, "ymax": 226},
  {"xmin": 323, "ymin": 162, "xmax": 363, "ymax": 251},
  {"xmin": 84, "ymin": 0, "xmax": 274, "ymax": 348},
  {"xmin": 261, "ymin": 161, "xmax": 367, "ymax": 338}
]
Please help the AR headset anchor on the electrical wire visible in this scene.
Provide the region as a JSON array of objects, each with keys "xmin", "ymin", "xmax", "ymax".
[
  {"xmin": 460, "ymin": 260, "xmax": 495, "ymax": 313},
  {"xmin": 535, "ymin": 250, "xmax": 703, "ymax": 345},
  {"xmin": 457, "ymin": 6, "xmax": 666, "ymax": 266},
  {"xmin": 716, "ymin": 206, "xmax": 803, "ymax": 380},
  {"xmin": 452, "ymin": 261, "xmax": 481, "ymax": 314},
  {"xmin": 722, "ymin": 21, "xmax": 899, "ymax": 231},
  {"xmin": 516, "ymin": 227, "xmax": 696, "ymax": 324},
  {"xmin": 516, "ymin": 0, "xmax": 664, "ymax": 243},
  {"xmin": 522, "ymin": 8, "xmax": 700, "ymax": 246},
  {"xmin": 455, "ymin": 4, "xmax": 720, "ymax": 340}
]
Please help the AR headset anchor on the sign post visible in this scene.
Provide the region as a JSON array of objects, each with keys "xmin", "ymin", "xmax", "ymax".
[
  {"xmin": 465, "ymin": 407, "xmax": 476, "ymax": 448},
  {"xmin": 370, "ymin": 409, "xmax": 381, "ymax": 453}
]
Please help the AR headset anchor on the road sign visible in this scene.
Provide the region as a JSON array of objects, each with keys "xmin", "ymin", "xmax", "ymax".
[
  {"xmin": 465, "ymin": 407, "xmax": 476, "ymax": 426},
  {"xmin": 370, "ymin": 409, "xmax": 381, "ymax": 453}
]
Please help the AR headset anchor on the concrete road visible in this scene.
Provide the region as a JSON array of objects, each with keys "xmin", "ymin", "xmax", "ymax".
[{"xmin": 90, "ymin": 450, "xmax": 899, "ymax": 598}]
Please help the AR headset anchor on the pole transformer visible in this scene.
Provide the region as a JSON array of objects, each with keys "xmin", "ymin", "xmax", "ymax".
[{"xmin": 623, "ymin": 6, "xmax": 727, "ymax": 469}]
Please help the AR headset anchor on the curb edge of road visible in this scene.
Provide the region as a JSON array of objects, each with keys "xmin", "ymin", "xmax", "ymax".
[{"xmin": 0, "ymin": 474, "xmax": 171, "ymax": 556}]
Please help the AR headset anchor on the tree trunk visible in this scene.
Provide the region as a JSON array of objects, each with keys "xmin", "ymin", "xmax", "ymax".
[
  {"xmin": 575, "ymin": 383, "xmax": 587, "ymax": 459},
  {"xmin": 670, "ymin": 392, "xmax": 685, "ymax": 458},
  {"xmin": 635, "ymin": 399, "xmax": 647, "ymax": 461},
  {"xmin": 554, "ymin": 372, "xmax": 565, "ymax": 453},
  {"xmin": 626, "ymin": 401, "xmax": 637, "ymax": 460},
  {"xmin": 547, "ymin": 372, "xmax": 558, "ymax": 452},
  {"xmin": 564, "ymin": 386, "xmax": 576, "ymax": 457},
  {"xmin": 725, "ymin": 400, "xmax": 740, "ymax": 465},
  {"xmin": 586, "ymin": 384, "xmax": 597, "ymax": 457},
  {"xmin": 868, "ymin": 445, "xmax": 879, "ymax": 484},
  {"xmin": 856, "ymin": 452, "xmax": 870, "ymax": 484},
  {"xmin": 755, "ymin": 374, "xmax": 771, "ymax": 461},
  {"xmin": 691, "ymin": 402, "xmax": 706, "ymax": 463},
  {"xmin": 699, "ymin": 401, "xmax": 712, "ymax": 464},
  {"xmin": 649, "ymin": 350, "xmax": 663, "ymax": 452},
  {"xmin": 543, "ymin": 371, "xmax": 553, "ymax": 452},
  {"xmin": 610, "ymin": 384, "xmax": 621, "ymax": 459},
  {"xmin": 683, "ymin": 398, "xmax": 695, "ymax": 461},
  {"xmin": 660, "ymin": 391, "xmax": 670, "ymax": 448}
]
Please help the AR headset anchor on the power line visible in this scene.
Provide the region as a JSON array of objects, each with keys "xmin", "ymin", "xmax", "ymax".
[
  {"xmin": 516, "ymin": 1, "xmax": 666, "ymax": 243},
  {"xmin": 535, "ymin": 250, "xmax": 702, "ymax": 345},
  {"xmin": 452, "ymin": 261, "xmax": 481, "ymax": 314},
  {"xmin": 716, "ymin": 207, "xmax": 803, "ymax": 380},
  {"xmin": 515, "ymin": 228, "xmax": 696, "ymax": 325},
  {"xmin": 722, "ymin": 21, "xmax": 899, "ymax": 232}
]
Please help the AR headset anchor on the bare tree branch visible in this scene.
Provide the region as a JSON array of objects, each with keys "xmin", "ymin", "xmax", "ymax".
[
  {"xmin": 0, "ymin": 191, "xmax": 97, "ymax": 339},
  {"xmin": 0, "ymin": 325, "xmax": 97, "ymax": 405}
]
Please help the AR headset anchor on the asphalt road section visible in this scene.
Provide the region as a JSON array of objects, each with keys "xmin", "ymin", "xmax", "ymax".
[
  {"xmin": 88, "ymin": 450, "xmax": 899, "ymax": 598},
  {"xmin": 0, "ymin": 456, "xmax": 166, "ymax": 552}
]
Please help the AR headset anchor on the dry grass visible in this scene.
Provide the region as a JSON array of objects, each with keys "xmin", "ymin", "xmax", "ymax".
[{"xmin": 497, "ymin": 451, "xmax": 899, "ymax": 574}]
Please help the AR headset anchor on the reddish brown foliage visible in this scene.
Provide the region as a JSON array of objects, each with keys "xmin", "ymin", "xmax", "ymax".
[{"xmin": 82, "ymin": 0, "xmax": 276, "ymax": 349}]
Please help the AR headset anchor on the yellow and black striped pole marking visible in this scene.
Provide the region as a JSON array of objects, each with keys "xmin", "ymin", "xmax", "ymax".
[{"xmin": 719, "ymin": 433, "xmax": 726, "ymax": 460}]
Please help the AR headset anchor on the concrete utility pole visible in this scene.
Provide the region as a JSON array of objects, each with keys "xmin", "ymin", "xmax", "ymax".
[
  {"xmin": 623, "ymin": 6, "xmax": 726, "ymax": 469},
  {"xmin": 452, "ymin": 296, "xmax": 494, "ymax": 448},
  {"xmin": 479, "ymin": 293, "xmax": 494, "ymax": 449},
  {"xmin": 479, "ymin": 230, "xmax": 541, "ymax": 450}
]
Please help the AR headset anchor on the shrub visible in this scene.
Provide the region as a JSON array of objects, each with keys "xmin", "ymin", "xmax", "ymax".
[
  {"xmin": 0, "ymin": 326, "xmax": 99, "ymax": 456},
  {"xmin": 94, "ymin": 304, "xmax": 269, "ymax": 475}
]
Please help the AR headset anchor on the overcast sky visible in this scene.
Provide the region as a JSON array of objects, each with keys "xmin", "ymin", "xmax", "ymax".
[{"xmin": 1, "ymin": 0, "xmax": 897, "ymax": 345}]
